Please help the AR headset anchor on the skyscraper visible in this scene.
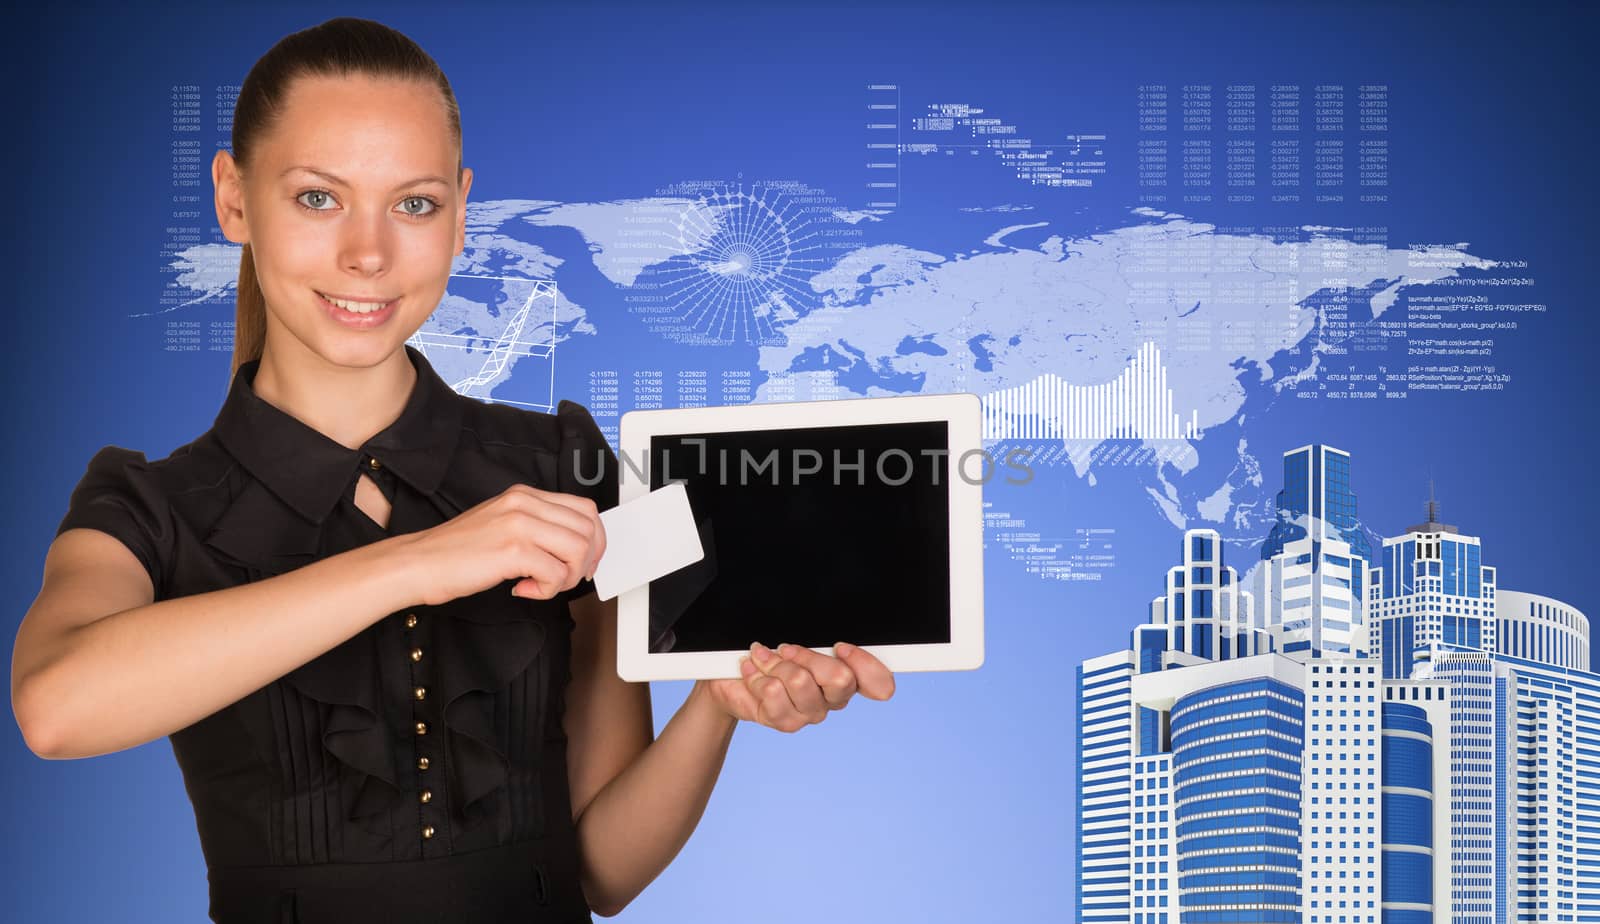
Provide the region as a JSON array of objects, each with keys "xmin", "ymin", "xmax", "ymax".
[
  {"xmin": 1254, "ymin": 444, "xmax": 1375, "ymax": 656},
  {"xmin": 1145, "ymin": 528, "xmax": 1266, "ymax": 662},
  {"xmin": 1261, "ymin": 443, "xmax": 1374, "ymax": 564},
  {"xmin": 1076, "ymin": 445, "xmax": 1472, "ymax": 924},
  {"xmin": 1371, "ymin": 490, "xmax": 1589, "ymax": 924},
  {"xmin": 1075, "ymin": 444, "xmax": 1596, "ymax": 924},
  {"xmin": 1076, "ymin": 521, "xmax": 1453, "ymax": 924},
  {"xmin": 1373, "ymin": 489, "xmax": 1496, "ymax": 680}
]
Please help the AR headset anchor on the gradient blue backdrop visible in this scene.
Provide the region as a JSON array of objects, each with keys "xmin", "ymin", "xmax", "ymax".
[{"xmin": 5, "ymin": 1, "xmax": 1596, "ymax": 920}]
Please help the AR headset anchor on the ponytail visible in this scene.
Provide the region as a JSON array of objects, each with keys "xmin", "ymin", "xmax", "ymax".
[{"xmin": 230, "ymin": 242, "xmax": 268, "ymax": 384}]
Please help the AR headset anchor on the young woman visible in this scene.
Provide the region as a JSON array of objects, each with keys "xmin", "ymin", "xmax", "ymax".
[{"xmin": 11, "ymin": 17, "xmax": 893, "ymax": 923}]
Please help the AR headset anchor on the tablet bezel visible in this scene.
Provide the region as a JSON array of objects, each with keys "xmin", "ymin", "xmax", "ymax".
[{"xmin": 613, "ymin": 391, "xmax": 985, "ymax": 682}]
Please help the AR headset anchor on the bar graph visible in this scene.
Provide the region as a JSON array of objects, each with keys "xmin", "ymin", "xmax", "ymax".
[{"xmin": 981, "ymin": 342, "xmax": 1199, "ymax": 441}]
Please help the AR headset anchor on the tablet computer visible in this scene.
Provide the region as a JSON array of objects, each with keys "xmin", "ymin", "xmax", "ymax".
[{"xmin": 613, "ymin": 391, "xmax": 985, "ymax": 681}]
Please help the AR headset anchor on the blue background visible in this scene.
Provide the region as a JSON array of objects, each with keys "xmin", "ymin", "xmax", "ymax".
[{"xmin": 5, "ymin": 0, "xmax": 1596, "ymax": 920}]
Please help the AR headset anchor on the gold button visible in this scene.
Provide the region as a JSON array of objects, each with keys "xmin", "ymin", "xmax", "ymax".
[
  {"xmin": 410, "ymin": 647, "xmax": 423, "ymax": 662},
  {"xmin": 405, "ymin": 613, "xmax": 417, "ymax": 629},
  {"xmin": 368, "ymin": 457, "xmax": 382, "ymax": 470},
  {"xmin": 420, "ymin": 789, "xmax": 433, "ymax": 803},
  {"xmin": 415, "ymin": 721, "xmax": 428, "ymax": 735},
  {"xmin": 414, "ymin": 686, "xmax": 427, "ymax": 701},
  {"xmin": 422, "ymin": 825, "xmax": 435, "ymax": 839},
  {"xmin": 418, "ymin": 757, "xmax": 430, "ymax": 770}
]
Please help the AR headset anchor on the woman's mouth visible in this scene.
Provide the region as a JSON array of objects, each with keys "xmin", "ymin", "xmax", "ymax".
[{"xmin": 317, "ymin": 291, "xmax": 399, "ymax": 329}]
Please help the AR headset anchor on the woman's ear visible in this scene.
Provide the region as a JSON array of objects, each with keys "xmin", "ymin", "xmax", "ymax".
[
  {"xmin": 213, "ymin": 149, "xmax": 250, "ymax": 245},
  {"xmin": 454, "ymin": 166, "xmax": 473, "ymax": 255}
]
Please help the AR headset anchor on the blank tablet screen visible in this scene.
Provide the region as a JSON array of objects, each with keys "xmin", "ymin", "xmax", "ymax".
[{"xmin": 645, "ymin": 420, "xmax": 952, "ymax": 654}]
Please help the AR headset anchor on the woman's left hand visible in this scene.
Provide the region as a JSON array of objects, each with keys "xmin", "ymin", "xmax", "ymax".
[{"xmin": 697, "ymin": 642, "xmax": 895, "ymax": 731}]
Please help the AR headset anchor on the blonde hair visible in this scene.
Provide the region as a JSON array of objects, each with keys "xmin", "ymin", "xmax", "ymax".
[{"xmin": 227, "ymin": 16, "xmax": 462, "ymax": 382}]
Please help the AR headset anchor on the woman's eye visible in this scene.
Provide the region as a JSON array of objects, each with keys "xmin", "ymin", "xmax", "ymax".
[
  {"xmin": 297, "ymin": 190, "xmax": 335, "ymax": 211},
  {"xmin": 400, "ymin": 196, "xmax": 439, "ymax": 217}
]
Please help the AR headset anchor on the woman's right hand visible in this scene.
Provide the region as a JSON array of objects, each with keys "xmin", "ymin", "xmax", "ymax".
[{"xmin": 390, "ymin": 484, "xmax": 607, "ymax": 607}]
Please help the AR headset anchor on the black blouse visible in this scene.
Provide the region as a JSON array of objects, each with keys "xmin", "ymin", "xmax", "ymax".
[{"xmin": 52, "ymin": 344, "xmax": 618, "ymax": 923}]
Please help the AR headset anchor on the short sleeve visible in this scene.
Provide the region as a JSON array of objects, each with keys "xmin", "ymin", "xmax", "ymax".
[
  {"xmin": 554, "ymin": 399, "xmax": 619, "ymax": 514},
  {"xmin": 554, "ymin": 400, "xmax": 619, "ymax": 605},
  {"xmin": 54, "ymin": 445, "xmax": 172, "ymax": 596}
]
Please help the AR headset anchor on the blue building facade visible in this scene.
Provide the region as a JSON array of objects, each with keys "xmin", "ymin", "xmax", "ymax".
[
  {"xmin": 1380, "ymin": 702, "xmax": 1436, "ymax": 923},
  {"xmin": 1261, "ymin": 443, "xmax": 1374, "ymax": 572},
  {"xmin": 1171, "ymin": 677, "xmax": 1304, "ymax": 923},
  {"xmin": 1252, "ymin": 444, "xmax": 1376, "ymax": 658}
]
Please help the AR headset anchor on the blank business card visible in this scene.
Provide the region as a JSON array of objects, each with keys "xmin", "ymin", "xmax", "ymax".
[{"xmin": 593, "ymin": 481, "xmax": 706, "ymax": 601}]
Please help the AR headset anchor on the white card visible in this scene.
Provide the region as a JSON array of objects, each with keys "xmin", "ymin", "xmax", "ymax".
[{"xmin": 592, "ymin": 481, "xmax": 705, "ymax": 602}]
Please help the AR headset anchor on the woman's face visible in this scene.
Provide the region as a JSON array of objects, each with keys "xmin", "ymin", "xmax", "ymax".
[{"xmin": 213, "ymin": 72, "xmax": 472, "ymax": 370}]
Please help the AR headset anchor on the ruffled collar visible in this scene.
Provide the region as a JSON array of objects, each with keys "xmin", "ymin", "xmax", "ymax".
[{"xmin": 212, "ymin": 343, "xmax": 464, "ymax": 525}]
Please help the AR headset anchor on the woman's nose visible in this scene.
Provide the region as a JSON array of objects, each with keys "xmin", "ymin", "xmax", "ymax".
[{"xmin": 337, "ymin": 207, "xmax": 394, "ymax": 274}]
